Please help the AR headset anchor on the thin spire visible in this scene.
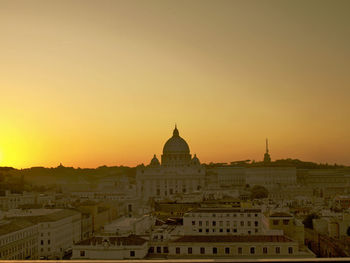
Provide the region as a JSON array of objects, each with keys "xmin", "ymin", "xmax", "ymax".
[
  {"xmin": 266, "ymin": 138, "xmax": 269, "ymax": 153},
  {"xmin": 173, "ymin": 123, "xmax": 179, "ymax": 136}
]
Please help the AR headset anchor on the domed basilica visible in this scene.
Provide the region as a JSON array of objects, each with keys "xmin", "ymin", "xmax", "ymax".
[{"xmin": 136, "ymin": 126, "xmax": 206, "ymax": 200}]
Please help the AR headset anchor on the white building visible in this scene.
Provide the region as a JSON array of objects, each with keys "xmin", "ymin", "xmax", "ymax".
[
  {"xmin": 245, "ymin": 167, "xmax": 297, "ymax": 189},
  {"xmin": 103, "ymin": 215, "xmax": 154, "ymax": 236},
  {"xmin": 168, "ymin": 235, "xmax": 313, "ymax": 258},
  {"xmin": 0, "ymin": 218, "xmax": 39, "ymax": 260},
  {"xmin": 136, "ymin": 126, "xmax": 206, "ymax": 201},
  {"xmin": 6, "ymin": 209, "xmax": 81, "ymax": 259},
  {"xmin": 0, "ymin": 191, "xmax": 36, "ymax": 210},
  {"xmin": 72, "ymin": 235, "xmax": 148, "ymax": 259},
  {"xmin": 183, "ymin": 208, "xmax": 264, "ymax": 236}
]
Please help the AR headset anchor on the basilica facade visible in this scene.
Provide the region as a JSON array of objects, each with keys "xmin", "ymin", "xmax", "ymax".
[{"xmin": 136, "ymin": 126, "xmax": 206, "ymax": 201}]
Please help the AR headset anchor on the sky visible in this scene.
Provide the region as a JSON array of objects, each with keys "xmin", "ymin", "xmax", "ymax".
[{"xmin": 0, "ymin": 0, "xmax": 350, "ymax": 168}]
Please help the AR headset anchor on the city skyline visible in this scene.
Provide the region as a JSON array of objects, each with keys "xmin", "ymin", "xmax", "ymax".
[{"xmin": 1, "ymin": 0, "xmax": 350, "ymax": 168}]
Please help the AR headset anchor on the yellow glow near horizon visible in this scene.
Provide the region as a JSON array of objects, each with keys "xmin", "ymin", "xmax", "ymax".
[{"xmin": 1, "ymin": 0, "xmax": 350, "ymax": 169}]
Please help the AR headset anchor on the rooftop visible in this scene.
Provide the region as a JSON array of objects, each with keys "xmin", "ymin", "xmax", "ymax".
[
  {"xmin": 173, "ymin": 235, "xmax": 293, "ymax": 243},
  {"xmin": 0, "ymin": 218, "xmax": 35, "ymax": 236},
  {"xmin": 270, "ymin": 212, "xmax": 293, "ymax": 218},
  {"xmin": 8, "ymin": 209, "xmax": 80, "ymax": 223},
  {"xmin": 189, "ymin": 208, "xmax": 261, "ymax": 213},
  {"xmin": 75, "ymin": 235, "xmax": 147, "ymax": 246}
]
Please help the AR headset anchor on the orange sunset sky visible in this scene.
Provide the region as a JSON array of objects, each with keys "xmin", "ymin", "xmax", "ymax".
[{"xmin": 0, "ymin": 0, "xmax": 350, "ymax": 168}]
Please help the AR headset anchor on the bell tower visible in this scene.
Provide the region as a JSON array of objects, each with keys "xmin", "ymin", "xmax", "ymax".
[{"xmin": 263, "ymin": 138, "xmax": 271, "ymax": 163}]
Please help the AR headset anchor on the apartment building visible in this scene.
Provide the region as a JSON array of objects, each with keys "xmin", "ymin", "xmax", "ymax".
[
  {"xmin": 72, "ymin": 235, "xmax": 148, "ymax": 259},
  {"xmin": 183, "ymin": 208, "xmax": 263, "ymax": 235},
  {"xmin": 168, "ymin": 235, "xmax": 313, "ymax": 258},
  {"xmin": 0, "ymin": 218, "xmax": 38, "ymax": 260}
]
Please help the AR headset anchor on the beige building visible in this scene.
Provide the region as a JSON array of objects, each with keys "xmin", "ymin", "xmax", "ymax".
[
  {"xmin": 72, "ymin": 235, "xmax": 148, "ymax": 259},
  {"xmin": 313, "ymin": 212, "xmax": 350, "ymax": 239},
  {"xmin": 168, "ymin": 235, "xmax": 313, "ymax": 258},
  {"xmin": 0, "ymin": 191, "xmax": 36, "ymax": 210},
  {"xmin": 0, "ymin": 218, "xmax": 38, "ymax": 260},
  {"xmin": 7, "ymin": 209, "xmax": 81, "ymax": 259},
  {"xmin": 183, "ymin": 208, "xmax": 263, "ymax": 235},
  {"xmin": 246, "ymin": 167, "xmax": 297, "ymax": 189},
  {"xmin": 267, "ymin": 211, "xmax": 305, "ymax": 246}
]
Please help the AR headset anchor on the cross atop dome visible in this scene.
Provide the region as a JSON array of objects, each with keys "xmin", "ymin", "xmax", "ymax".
[{"xmin": 173, "ymin": 123, "xmax": 179, "ymax": 136}]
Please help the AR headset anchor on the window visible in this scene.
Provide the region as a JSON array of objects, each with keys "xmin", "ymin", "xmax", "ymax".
[
  {"xmin": 255, "ymin": 221, "xmax": 258, "ymax": 226},
  {"xmin": 47, "ymin": 240, "xmax": 50, "ymax": 245},
  {"xmin": 263, "ymin": 247, "xmax": 268, "ymax": 254},
  {"xmin": 213, "ymin": 247, "xmax": 217, "ymax": 254},
  {"xmin": 200, "ymin": 247, "xmax": 205, "ymax": 254},
  {"xmin": 276, "ymin": 247, "xmax": 280, "ymax": 254},
  {"xmin": 206, "ymin": 229, "xmax": 209, "ymax": 233},
  {"xmin": 176, "ymin": 247, "xmax": 180, "ymax": 254},
  {"xmin": 240, "ymin": 221, "xmax": 244, "ymax": 226},
  {"xmin": 288, "ymin": 247, "xmax": 293, "ymax": 254},
  {"xmin": 206, "ymin": 221, "xmax": 209, "ymax": 226},
  {"xmin": 273, "ymin": 220, "xmax": 279, "ymax": 225},
  {"xmin": 199, "ymin": 229, "xmax": 202, "ymax": 232},
  {"xmin": 212, "ymin": 221, "xmax": 216, "ymax": 226},
  {"xmin": 40, "ymin": 240, "xmax": 43, "ymax": 245},
  {"xmin": 130, "ymin": 251, "xmax": 135, "ymax": 257},
  {"xmin": 188, "ymin": 247, "xmax": 192, "ymax": 254},
  {"xmin": 250, "ymin": 247, "xmax": 255, "ymax": 254},
  {"xmin": 164, "ymin": 247, "xmax": 169, "ymax": 253},
  {"xmin": 225, "ymin": 247, "xmax": 230, "ymax": 254},
  {"xmin": 233, "ymin": 228, "xmax": 237, "ymax": 233},
  {"xmin": 80, "ymin": 251, "xmax": 85, "ymax": 257},
  {"xmin": 192, "ymin": 221, "xmax": 196, "ymax": 225},
  {"xmin": 157, "ymin": 247, "xmax": 161, "ymax": 253},
  {"xmin": 226, "ymin": 229, "xmax": 230, "ymax": 233},
  {"xmin": 219, "ymin": 221, "xmax": 223, "ymax": 226},
  {"xmin": 248, "ymin": 221, "xmax": 251, "ymax": 226},
  {"xmin": 199, "ymin": 221, "xmax": 202, "ymax": 226},
  {"xmin": 283, "ymin": 220, "xmax": 289, "ymax": 225},
  {"xmin": 220, "ymin": 229, "xmax": 223, "ymax": 232},
  {"xmin": 238, "ymin": 247, "xmax": 242, "ymax": 254}
]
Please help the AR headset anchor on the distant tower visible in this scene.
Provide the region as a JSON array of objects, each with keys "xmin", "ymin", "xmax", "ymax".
[{"xmin": 263, "ymin": 138, "xmax": 271, "ymax": 163}]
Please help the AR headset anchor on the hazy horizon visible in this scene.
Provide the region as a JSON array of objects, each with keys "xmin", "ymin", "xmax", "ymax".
[{"xmin": 1, "ymin": 0, "xmax": 350, "ymax": 168}]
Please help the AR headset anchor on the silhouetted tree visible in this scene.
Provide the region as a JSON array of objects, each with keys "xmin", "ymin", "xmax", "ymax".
[
  {"xmin": 250, "ymin": 185, "xmax": 268, "ymax": 199},
  {"xmin": 303, "ymin": 213, "xmax": 320, "ymax": 229}
]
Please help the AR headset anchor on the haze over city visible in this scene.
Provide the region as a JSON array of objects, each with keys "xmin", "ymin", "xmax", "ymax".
[{"xmin": 1, "ymin": 0, "xmax": 350, "ymax": 168}]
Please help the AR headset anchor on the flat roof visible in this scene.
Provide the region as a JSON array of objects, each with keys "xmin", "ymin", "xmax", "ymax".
[
  {"xmin": 9, "ymin": 209, "xmax": 80, "ymax": 223},
  {"xmin": 173, "ymin": 235, "xmax": 293, "ymax": 243},
  {"xmin": 75, "ymin": 235, "xmax": 147, "ymax": 246},
  {"xmin": 189, "ymin": 208, "xmax": 261, "ymax": 213},
  {"xmin": 0, "ymin": 219, "xmax": 35, "ymax": 236}
]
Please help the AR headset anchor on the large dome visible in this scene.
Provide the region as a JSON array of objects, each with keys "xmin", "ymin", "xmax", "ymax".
[{"xmin": 162, "ymin": 126, "xmax": 190, "ymax": 154}]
